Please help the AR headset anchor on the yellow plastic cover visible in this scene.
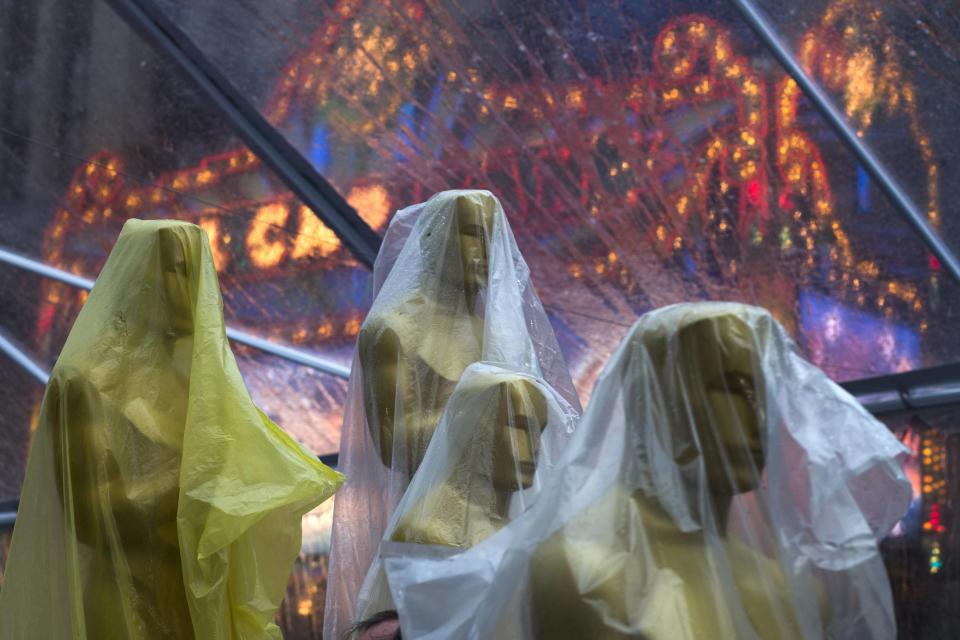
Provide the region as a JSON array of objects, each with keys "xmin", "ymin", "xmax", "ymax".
[{"xmin": 0, "ymin": 219, "xmax": 343, "ymax": 639}]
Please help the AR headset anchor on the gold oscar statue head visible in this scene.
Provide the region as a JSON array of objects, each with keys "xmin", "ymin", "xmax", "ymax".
[
  {"xmin": 158, "ymin": 228, "xmax": 195, "ymax": 338},
  {"xmin": 488, "ymin": 377, "xmax": 549, "ymax": 492},
  {"xmin": 390, "ymin": 371, "xmax": 551, "ymax": 548},
  {"xmin": 416, "ymin": 190, "xmax": 497, "ymax": 303},
  {"xmin": 633, "ymin": 305, "xmax": 766, "ymax": 498}
]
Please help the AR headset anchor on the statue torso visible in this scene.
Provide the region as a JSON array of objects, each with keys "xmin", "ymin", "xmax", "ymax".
[
  {"xmin": 359, "ymin": 295, "xmax": 484, "ymax": 470},
  {"xmin": 530, "ymin": 486, "xmax": 810, "ymax": 640}
]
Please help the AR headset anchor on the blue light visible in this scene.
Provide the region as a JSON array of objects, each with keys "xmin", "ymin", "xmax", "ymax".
[
  {"xmin": 309, "ymin": 125, "xmax": 330, "ymax": 172},
  {"xmin": 856, "ymin": 164, "xmax": 871, "ymax": 213}
]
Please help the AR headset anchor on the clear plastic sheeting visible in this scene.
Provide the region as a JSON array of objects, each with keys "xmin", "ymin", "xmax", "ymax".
[
  {"xmin": 747, "ymin": 0, "xmax": 960, "ymax": 256},
  {"xmin": 324, "ymin": 190, "xmax": 580, "ymax": 638},
  {"xmin": 147, "ymin": 0, "xmax": 960, "ymax": 384},
  {"xmin": 0, "ymin": 220, "xmax": 343, "ymax": 639},
  {"xmin": 358, "ymin": 362, "xmax": 578, "ymax": 621},
  {"xmin": 383, "ymin": 302, "xmax": 911, "ymax": 639}
]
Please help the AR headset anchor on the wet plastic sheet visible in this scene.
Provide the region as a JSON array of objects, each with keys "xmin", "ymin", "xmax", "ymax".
[
  {"xmin": 356, "ymin": 362, "xmax": 578, "ymax": 622},
  {"xmin": 324, "ymin": 190, "xmax": 580, "ymax": 638},
  {"xmin": 0, "ymin": 220, "xmax": 343, "ymax": 639},
  {"xmin": 383, "ymin": 302, "xmax": 911, "ymax": 639}
]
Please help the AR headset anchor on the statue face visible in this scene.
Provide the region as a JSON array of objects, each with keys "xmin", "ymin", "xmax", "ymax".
[
  {"xmin": 490, "ymin": 379, "xmax": 549, "ymax": 492},
  {"xmin": 679, "ymin": 315, "xmax": 765, "ymax": 494},
  {"xmin": 454, "ymin": 194, "xmax": 493, "ymax": 294},
  {"xmin": 158, "ymin": 231, "xmax": 194, "ymax": 337}
]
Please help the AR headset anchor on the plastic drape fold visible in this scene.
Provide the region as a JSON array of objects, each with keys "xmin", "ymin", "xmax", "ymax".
[
  {"xmin": 324, "ymin": 190, "xmax": 579, "ymax": 639},
  {"xmin": 382, "ymin": 302, "xmax": 910, "ymax": 639},
  {"xmin": 0, "ymin": 219, "xmax": 343, "ymax": 639}
]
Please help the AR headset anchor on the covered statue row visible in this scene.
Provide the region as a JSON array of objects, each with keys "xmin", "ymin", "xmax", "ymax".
[
  {"xmin": 0, "ymin": 189, "xmax": 912, "ymax": 640},
  {"xmin": 0, "ymin": 220, "xmax": 344, "ymax": 639},
  {"xmin": 327, "ymin": 191, "xmax": 912, "ymax": 639}
]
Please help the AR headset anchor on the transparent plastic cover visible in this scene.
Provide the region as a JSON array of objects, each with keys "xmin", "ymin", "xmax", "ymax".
[{"xmin": 383, "ymin": 302, "xmax": 911, "ymax": 639}]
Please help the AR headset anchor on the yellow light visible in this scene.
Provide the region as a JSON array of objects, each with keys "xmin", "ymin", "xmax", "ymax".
[
  {"xmin": 297, "ymin": 598, "xmax": 312, "ymax": 617},
  {"xmin": 565, "ymin": 88, "xmax": 584, "ymax": 109},
  {"xmin": 247, "ymin": 202, "xmax": 289, "ymax": 268},
  {"xmin": 344, "ymin": 317, "xmax": 361, "ymax": 336},
  {"xmin": 291, "ymin": 206, "xmax": 339, "ymax": 260},
  {"xmin": 662, "ymin": 32, "xmax": 676, "ymax": 51},
  {"xmin": 346, "ymin": 184, "xmax": 391, "ymax": 230},
  {"xmin": 662, "ymin": 88, "xmax": 680, "ymax": 103},
  {"xmin": 199, "ymin": 216, "xmax": 229, "ymax": 271}
]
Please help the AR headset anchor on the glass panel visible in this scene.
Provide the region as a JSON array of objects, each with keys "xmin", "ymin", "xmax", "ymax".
[
  {"xmin": 0, "ymin": 0, "xmax": 368, "ymax": 482},
  {"xmin": 153, "ymin": 0, "xmax": 958, "ymax": 396},
  {"xmin": 744, "ymin": 0, "xmax": 960, "ymax": 257},
  {"xmin": 880, "ymin": 408, "xmax": 960, "ymax": 639},
  {"xmin": 0, "ymin": 265, "xmax": 56, "ymax": 503},
  {"xmin": 0, "ymin": 357, "xmax": 44, "ymax": 504},
  {"xmin": 233, "ymin": 346, "xmax": 349, "ymax": 456}
]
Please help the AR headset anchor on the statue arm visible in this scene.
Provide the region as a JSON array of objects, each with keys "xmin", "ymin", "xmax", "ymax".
[{"xmin": 360, "ymin": 324, "xmax": 403, "ymax": 465}]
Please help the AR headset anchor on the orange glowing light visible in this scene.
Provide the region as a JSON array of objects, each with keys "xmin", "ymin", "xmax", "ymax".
[
  {"xmin": 199, "ymin": 216, "xmax": 230, "ymax": 271},
  {"xmin": 346, "ymin": 184, "xmax": 391, "ymax": 230},
  {"xmin": 247, "ymin": 202, "xmax": 290, "ymax": 268},
  {"xmin": 292, "ymin": 206, "xmax": 340, "ymax": 259}
]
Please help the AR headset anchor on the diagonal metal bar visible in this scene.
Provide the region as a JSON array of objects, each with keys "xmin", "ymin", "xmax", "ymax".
[
  {"xmin": 730, "ymin": 0, "xmax": 960, "ymax": 285},
  {"xmin": 841, "ymin": 362, "xmax": 960, "ymax": 415},
  {"xmin": 103, "ymin": 0, "xmax": 382, "ymax": 268},
  {"xmin": 0, "ymin": 329, "xmax": 50, "ymax": 385},
  {"xmin": 0, "ymin": 246, "xmax": 351, "ymax": 380}
]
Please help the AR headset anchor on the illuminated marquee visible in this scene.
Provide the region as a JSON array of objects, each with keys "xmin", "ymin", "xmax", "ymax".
[{"xmin": 41, "ymin": 1, "xmax": 942, "ymax": 351}]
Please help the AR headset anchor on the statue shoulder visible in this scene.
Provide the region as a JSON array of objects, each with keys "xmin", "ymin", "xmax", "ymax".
[
  {"xmin": 391, "ymin": 484, "xmax": 492, "ymax": 548},
  {"xmin": 359, "ymin": 308, "xmax": 419, "ymax": 352}
]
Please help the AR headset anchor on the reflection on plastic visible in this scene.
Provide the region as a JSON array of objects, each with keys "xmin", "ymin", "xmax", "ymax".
[
  {"xmin": 324, "ymin": 190, "xmax": 580, "ymax": 639},
  {"xmin": 0, "ymin": 220, "xmax": 343, "ymax": 639},
  {"xmin": 383, "ymin": 303, "xmax": 911, "ymax": 639}
]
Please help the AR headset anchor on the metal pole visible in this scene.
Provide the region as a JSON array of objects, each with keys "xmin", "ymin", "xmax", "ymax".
[
  {"xmin": 730, "ymin": 0, "xmax": 960, "ymax": 285},
  {"xmin": 0, "ymin": 246, "xmax": 351, "ymax": 380},
  {"xmin": 0, "ymin": 330, "xmax": 50, "ymax": 384},
  {"xmin": 103, "ymin": 0, "xmax": 383, "ymax": 268}
]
